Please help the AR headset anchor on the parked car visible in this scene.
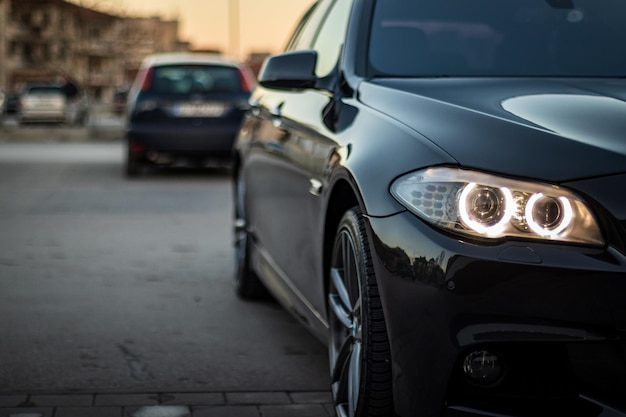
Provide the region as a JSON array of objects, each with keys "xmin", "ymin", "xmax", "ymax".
[
  {"xmin": 232, "ymin": 1, "xmax": 626, "ymax": 417},
  {"xmin": 17, "ymin": 84, "xmax": 67, "ymax": 124},
  {"xmin": 124, "ymin": 52, "xmax": 256, "ymax": 176},
  {"xmin": 16, "ymin": 84, "xmax": 88, "ymax": 125},
  {"xmin": 4, "ymin": 93, "xmax": 20, "ymax": 115}
]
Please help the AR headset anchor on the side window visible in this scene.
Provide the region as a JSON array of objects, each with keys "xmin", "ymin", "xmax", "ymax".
[
  {"xmin": 284, "ymin": 0, "xmax": 333, "ymax": 52},
  {"xmin": 311, "ymin": 0, "xmax": 353, "ymax": 77}
]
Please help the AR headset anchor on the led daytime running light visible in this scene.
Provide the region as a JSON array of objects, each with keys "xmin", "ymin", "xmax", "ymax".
[
  {"xmin": 525, "ymin": 194, "xmax": 573, "ymax": 237},
  {"xmin": 459, "ymin": 184, "xmax": 515, "ymax": 236},
  {"xmin": 390, "ymin": 167, "xmax": 604, "ymax": 246}
]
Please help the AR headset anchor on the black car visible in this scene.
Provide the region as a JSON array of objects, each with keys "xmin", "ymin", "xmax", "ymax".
[
  {"xmin": 4, "ymin": 93, "xmax": 20, "ymax": 115},
  {"xmin": 232, "ymin": 0, "xmax": 626, "ymax": 416},
  {"xmin": 124, "ymin": 53, "xmax": 255, "ymax": 176}
]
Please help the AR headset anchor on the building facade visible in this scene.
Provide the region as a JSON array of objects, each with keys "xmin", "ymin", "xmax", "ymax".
[{"xmin": 0, "ymin": 0, "xmax": 189, "ymax": 102}]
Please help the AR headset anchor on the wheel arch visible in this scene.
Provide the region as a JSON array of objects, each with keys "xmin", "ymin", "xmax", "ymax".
[{"xmin": 322, "ymin": 177, "xmax": 361, "ymax": 313}]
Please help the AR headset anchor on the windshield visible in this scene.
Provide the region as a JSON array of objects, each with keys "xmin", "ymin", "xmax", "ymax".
[{"xmin": 369, "ymin": 0, "xmax": 626, "ymax": 77}]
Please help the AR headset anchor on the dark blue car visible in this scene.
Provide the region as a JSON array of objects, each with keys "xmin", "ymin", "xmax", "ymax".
[{"xmin": 125, "ymin": 53, "xmax": 255, "ymax": 176}]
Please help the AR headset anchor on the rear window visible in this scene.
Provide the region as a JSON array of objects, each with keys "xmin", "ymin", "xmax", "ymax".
[
  {"xmin": 148, "ymin": 65, "xmax": 244, "ymax": 94},
  {"xmin": 25, "ymin": 86, "xmax": 63, "ymax": 95},
  {"xmin": 369, "ymin": 0, "xmax": 626, "ymax": 77}
]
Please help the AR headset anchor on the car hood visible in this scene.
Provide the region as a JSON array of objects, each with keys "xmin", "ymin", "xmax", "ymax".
[{"xmin": 358, "ymin": 78, "xmax": 626, "ymax": 183}]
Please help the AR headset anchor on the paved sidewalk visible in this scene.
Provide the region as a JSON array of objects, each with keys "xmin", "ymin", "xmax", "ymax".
[{"xmin": 0, "ymin": 391, "xmax": 334, "ymax": 417}]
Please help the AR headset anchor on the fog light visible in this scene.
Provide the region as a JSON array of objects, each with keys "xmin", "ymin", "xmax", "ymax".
[{"xmin": 462, "ymin": 350, "xmax": 503, "ymax": 385}]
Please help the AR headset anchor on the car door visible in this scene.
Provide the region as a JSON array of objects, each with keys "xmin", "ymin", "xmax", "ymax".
[{"xmin": 244, "ymin": 0, "xmax": 354, "ymax": 317}]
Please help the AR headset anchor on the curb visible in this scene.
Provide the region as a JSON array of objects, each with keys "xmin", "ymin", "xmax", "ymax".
[{"xmin": 0, "ymin": 391, "xmax": 334, "ymax": 417}]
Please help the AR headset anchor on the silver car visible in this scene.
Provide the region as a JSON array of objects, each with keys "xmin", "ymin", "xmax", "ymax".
[{"xmin": 17, "ymin": 84, "xmax": 68, "ymax": 124}]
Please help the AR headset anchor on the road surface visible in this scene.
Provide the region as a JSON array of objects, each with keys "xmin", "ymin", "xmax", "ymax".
[{"xmin": 0, "ymin": 141, "xmax": 332, "ymax": 417}]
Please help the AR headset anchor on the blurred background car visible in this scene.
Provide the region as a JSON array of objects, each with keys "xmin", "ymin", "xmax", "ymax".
[
  {"xmin": 124, "ymin": 52, "xmax": 256, "ymax": 177},
  {"xmin": 17, "ymin": 84, "xmax": 67, "ymax": 125},
  {"xmin": 16, "ymin": 84, "xmax": 88, "ymax": 125}
]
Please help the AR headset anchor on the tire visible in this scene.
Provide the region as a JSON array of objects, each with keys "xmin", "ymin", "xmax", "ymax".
[
  {"xmin": 233, "ymin": 173, "xmax": 268, "ymax": 299},
  {"xmin": 125, "ymin": 147, "xmax": 142, "ymax": 178},
  {"xmin": 328, "ymin": 207, "xmax": 395, "ymax": 417}
]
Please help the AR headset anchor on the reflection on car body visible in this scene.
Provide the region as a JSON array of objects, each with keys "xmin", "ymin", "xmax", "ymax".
[
  {"xmin": 232, "ymin": 0, "xmax": 626, "ymax": 417},
  {"xmin": 124, "ymin": 52, "xmax": 256, "ymax": 177}
]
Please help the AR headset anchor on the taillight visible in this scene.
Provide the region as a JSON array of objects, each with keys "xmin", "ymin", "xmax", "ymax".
[
  {"xmin": 140, "ymin": 68, "xmax": 154, "ymax": 91},
  {"xmin": 237, "ymin": 66, "xmax": 256, "ymax": 93},
  {"xmin": 130, "ymin": 142, "xmax": 146, "ymax": 153}
]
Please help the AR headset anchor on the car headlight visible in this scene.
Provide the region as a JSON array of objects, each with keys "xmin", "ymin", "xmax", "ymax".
[{"xmin": 390, "ymin": 167, "xmax": 604, "ymax": 245}]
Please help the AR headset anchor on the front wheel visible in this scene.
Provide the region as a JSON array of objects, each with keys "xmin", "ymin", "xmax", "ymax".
[{"xmin": 328, "ymin": 207, "xmax": 395, "ymax": 417}]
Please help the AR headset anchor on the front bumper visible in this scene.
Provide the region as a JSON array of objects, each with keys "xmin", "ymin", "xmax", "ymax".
[{"xmin": 367, "ymin": 211, "xmax": 626, "ymax": 417}]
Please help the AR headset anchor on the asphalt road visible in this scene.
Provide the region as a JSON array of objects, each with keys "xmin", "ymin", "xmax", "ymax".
[{"xmin": 0, "ymin": 141, "xmax": 330, "ymax": 396}]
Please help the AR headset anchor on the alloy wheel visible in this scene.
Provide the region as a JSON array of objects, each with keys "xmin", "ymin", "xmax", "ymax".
[{"xmin": 329, "ymin": 227, "xmax": 363, "ymax": 417}]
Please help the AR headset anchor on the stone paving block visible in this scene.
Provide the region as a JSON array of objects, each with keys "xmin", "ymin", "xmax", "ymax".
[
  {"xmin": 95, "ymin": 394, "xmax": 159, "ymax": 407},
  {"xmin": 159, "ymin": 393, "xmax": 224, "ymax": 406},
  {"xmin": 289, "ymin": 392, "xmax": 333, "ymax": 404},
  {"xmin": 191, "ymin": 405, "xmax": 260, "ymax": 417},
  {"xmin": 0, "ymin": 397, "xmax": 28, "ymax": 408},
  {"xmin": 124, "ymin": 405, "xmax": 190, "ymax": 417},
  {"xmin": 260, "ymin": 404, "xmax": 330, "ymax": 417},
  {"xmin": 55, "ymin": 406, "xmax": 122, "ymax": 417},
  {"xmin": 0, "ymin": 407, "xmax": 53, "ymax": 417},
  {"xmin": 29, "ymin": 395, "xmax": 93, "ymax": 407},
  {"xmin": 225, "ymin": 392, "xmax": 290, "ymax": 405}
]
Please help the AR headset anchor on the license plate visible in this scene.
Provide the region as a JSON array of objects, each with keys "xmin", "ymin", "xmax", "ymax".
[{"xmin": 174, "ymin": 102, "xmax": 225, "ymax": 117}]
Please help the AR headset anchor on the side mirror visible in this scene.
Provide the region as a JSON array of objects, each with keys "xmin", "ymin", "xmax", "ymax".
[{"xmin": 258, "ymin": 50, "xmax": 318, "ymax": 91}]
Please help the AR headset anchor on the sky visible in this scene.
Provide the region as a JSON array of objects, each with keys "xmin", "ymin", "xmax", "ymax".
[{"xmin": 95, "ymin": 0, "xmax": 315, "ymax": 59}]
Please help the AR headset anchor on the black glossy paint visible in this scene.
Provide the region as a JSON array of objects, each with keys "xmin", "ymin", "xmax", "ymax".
[
  {"xmin": 359, "ymin": 78, "xmax": 626, "ymax": 182},
  {"xmin": 233, "ymin": 0, "xmax": 626, "ymax": 416}
]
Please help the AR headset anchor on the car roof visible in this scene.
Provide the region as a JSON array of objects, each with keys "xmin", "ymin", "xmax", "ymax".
[{"xmin": 139, "ymin": 53, "xmax": 242, "ymax": 69}]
